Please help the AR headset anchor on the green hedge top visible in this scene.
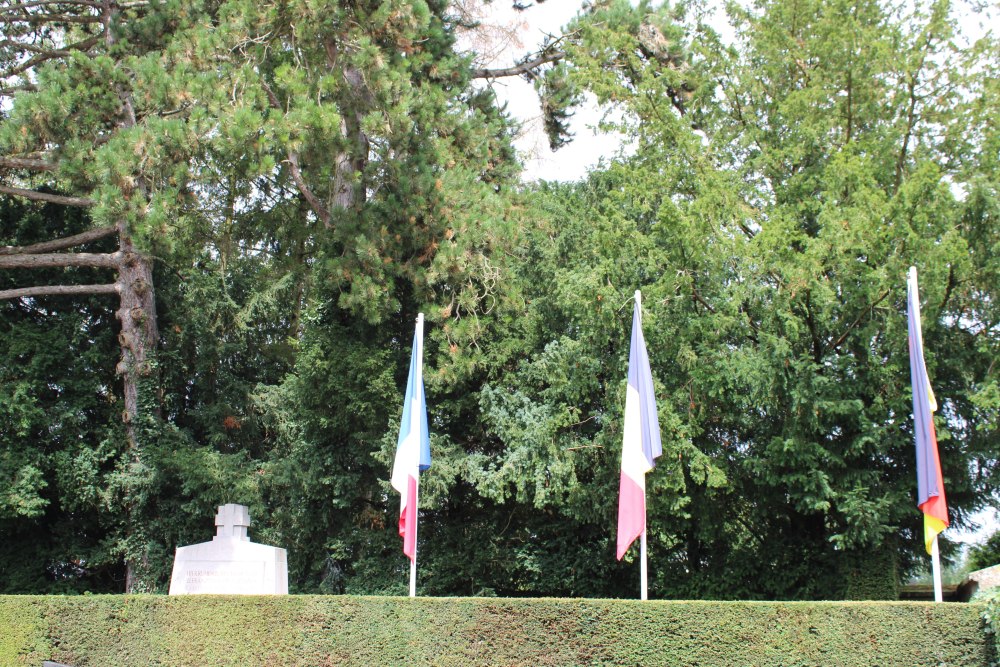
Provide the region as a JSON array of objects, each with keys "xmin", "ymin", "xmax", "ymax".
[{"xmin": 1, "ymin": 595, "xmax": 992, "ymax": 667}]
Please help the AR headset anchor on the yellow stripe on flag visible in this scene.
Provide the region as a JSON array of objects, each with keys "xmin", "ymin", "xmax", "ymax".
[{"xmin": 924, "ymin": 513, "xmax": 947, "ymax": 555}]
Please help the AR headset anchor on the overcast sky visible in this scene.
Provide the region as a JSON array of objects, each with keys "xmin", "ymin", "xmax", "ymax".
[{"xmin": 464, "ymin": 1, "xmax": 626, "ymax": 182}]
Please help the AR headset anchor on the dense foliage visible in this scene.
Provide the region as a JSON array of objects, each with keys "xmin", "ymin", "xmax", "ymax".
[
  {"xmin": 969, "ymin": 530, "xmax": 1000, "ymax": 572},
  {"xmin": 1, "ymin": 595, "xmax": 991, "ymax": 666},
  {"xmin": 1, "ymin": 0, "xmax": 998, "ymax": 598},
  {"xmin": 488, "ymin": 0, "xmax": 1000, "ymax": 598},
  {"xmin": 0, "ymin": 199, "xmax": 125, "ymax": 591}
]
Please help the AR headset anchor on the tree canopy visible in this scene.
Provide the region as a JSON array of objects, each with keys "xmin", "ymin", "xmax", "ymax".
[{"xmin": 1, "ymin": 0, "xmax": 998, "ymax": 598}]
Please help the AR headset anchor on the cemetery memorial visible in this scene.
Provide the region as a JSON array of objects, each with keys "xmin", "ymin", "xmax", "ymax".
[{"xmin": 168, "ymin": 504, "xmax": 288, "ymax": 596}]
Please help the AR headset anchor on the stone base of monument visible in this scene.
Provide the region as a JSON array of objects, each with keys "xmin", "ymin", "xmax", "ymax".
[{"xmin": 168, "ymin": 503, "xmax": 288, "ymax": 595}]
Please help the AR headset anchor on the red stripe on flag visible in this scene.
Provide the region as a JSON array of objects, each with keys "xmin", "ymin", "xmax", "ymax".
[
  {"xmin": 921, "ymin": 494, "xmax": 948, "ymax": 525},
  {"xmin": 920, "ymin": 432, "xmax": 949, "ymax": 526},
  {"xmin": 400, "ymin": 475, "xmax": 418, "ymax": 561},
  {"xmin": 617, "ymin": 472, "xmax": 645, "ymax": 560}
]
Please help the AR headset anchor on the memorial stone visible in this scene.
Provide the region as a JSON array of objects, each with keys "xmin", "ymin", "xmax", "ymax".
[{"xmin": 168, "ymin": 503, "xmax": 288, "ymax": 595}]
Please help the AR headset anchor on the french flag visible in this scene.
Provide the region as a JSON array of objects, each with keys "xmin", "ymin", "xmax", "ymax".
[
  {"xmin": 617, "ymin": 292, "xmax": 662, "ymax": 561},
  {"xmin": 391, "ymin": 313, "xmax": 431, "ymax": 561}
]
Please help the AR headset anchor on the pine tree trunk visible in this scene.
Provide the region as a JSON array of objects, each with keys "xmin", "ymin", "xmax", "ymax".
[
  {"xmin": 116, "ymin": 225, "xmax": 159, "ymax": 593},
  {"xmin": 101, "ymin": 0, "xmax": 161, "ymax": 591},
  {"xmin": 116, "ymin": 227, "xmax": 158, "ymax": 437}
]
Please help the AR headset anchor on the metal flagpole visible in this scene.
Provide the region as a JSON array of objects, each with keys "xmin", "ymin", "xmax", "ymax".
[
  {"xmin": 409, "ymin": 313, "xmax": 424, "ymax": 599},
  {"xmin": 931, "ymin": 535, "xmax": 943, "ymax": 602}
]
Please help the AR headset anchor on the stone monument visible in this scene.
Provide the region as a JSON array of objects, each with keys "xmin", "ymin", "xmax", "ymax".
[{"xmin": 168, "ymin": 503, "xmax": 288, "ymax": 595}]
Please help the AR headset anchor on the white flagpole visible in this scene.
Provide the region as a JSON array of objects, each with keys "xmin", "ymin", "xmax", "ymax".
[
  {"xmin": 409, "ymin": 313, "xmax": 424, "ymax": 598},
  {"xmin": 640, "ymin": 530, "xmax": 648, "ymax": 600},
  {"xmin": 908, "ymin": 270, "xmax": 944, "ymax": 603},
  {"xmin": 931, "ymin": 535, "xmax": 943, "ymax": 602},
  {"xmin": 636, "ymin": 290, "xmax": 650, "ymax": 601},
  {"xmin": 409, "ymin": 478, "xmax": 419, "ymax": 598}
]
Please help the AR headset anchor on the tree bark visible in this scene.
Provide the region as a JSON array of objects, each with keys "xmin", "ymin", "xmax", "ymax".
[
  {"xmin": 115, "ymin": 227, "xmax": 159, "ymax": 433},
  {"xmin": 118, "ymin": 242, "xmax": 158, "ymax": 595},
  {"xmin": 330, "ymin": 113, "xmax": 367, "ymax": 213}
]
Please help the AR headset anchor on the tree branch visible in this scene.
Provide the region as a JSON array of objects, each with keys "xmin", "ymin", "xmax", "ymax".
[
  {"xmin": 0, "ymin": 251, "xmax": 120, "ymax": 269},
  {"xmin": 0, "ymin": 84, "xmax": 39, "ymax": 96},
  {"xmin": 0, "ymin": 283, "xmax": 119, "ymax": 300},
  {"xmin": 285, "ymin": 150, "xmax": 332, "ymax": 227},
  {"xmin": 1, "ymin": 13, "xmax": 102, "ymax": 24},
  {"xmin": 0, "ymin": 184, "xmax": 94, "ymax": 207},
  {"xmin": 0, "ymin": 225, "xmax": 117, "ymax": 255},
  {"xmin": 1, "ymin": 34, "xmax": 103, "ymax": 79},
  {"xmin": 803, "ymin": 291, "xmax": 823, "ymax": 364},
  {"xmin": 691, "ymin": 282, "xmax": 716, "ymax": 314},
  {"xmin": 1, "ymin": 1, "xmax": 104, "ymax": 9},
  {"xmin": 893, "ymin": 22, "xmax": 939, "ymax": 194},
  {"xmin": 828, "ymin": 289, "xmax": 891, "ymax": 352},
  {"xmin": 471, "ymin": 50, "xmax": 565, "ymax": 79},
  {"xmin": 0, "ymin": 156, "xmax": 56, "ymax": 172},
  {"xmin": 939, "ymin": 265, "xmax": 956, "ymax": 314},
  {"xmin": 260, "ymin": 80, "xmax": 333, "ymax": 227}
]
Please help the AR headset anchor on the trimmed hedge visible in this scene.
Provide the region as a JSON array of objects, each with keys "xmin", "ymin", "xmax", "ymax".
[{"xmin": 0, "ymin": 595, "xmax": 992, "ymax": 666}]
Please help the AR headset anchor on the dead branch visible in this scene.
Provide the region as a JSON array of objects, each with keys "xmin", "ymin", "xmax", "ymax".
[
  {"xmin": 0, "ymin": 283, "xmax": 119, "ymax": 300},
  {"xmin": 0, "ymin": 251, "xmax": 121, "ymax": 269},
  {"xmin": 0, "ymin": 13, "xmax": 102, "ymax": 24},
  {"xmin": 1, "ymin": 1, "xmax": 104, "ymax": 9},
  {"xmin": 0, "ymin": 225, "xmax": 117, "ymax": 255},
  {"xmin": 0, "ymin": 156, "xmax": 57, "ymax": 172},
  {"xmin": 471, "ymin": 50, "xmax": 565, "ymax": 79},
  {"xmin": 0, "ymin": 184, "xmax": 94, "ymax": 207}
]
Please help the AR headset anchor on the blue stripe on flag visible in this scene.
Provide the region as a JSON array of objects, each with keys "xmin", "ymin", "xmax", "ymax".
[
  {"xmin": 628, "ymin": 298, "xmax": 662, "ymax": 468},
  {"xmin": 397, "ymin": 327, "xmax": 431, "ymax": 471}
]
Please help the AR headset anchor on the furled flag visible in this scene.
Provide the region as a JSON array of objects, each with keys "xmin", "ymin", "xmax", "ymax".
[
  {"xmin": 907, "ymin": 268, "xmax": 948, "ymax": 554},
  {"xmin": 617, "ymin": 292, "xmax": 663, "ymax": 561},
  {"xmin": 391, "ymin": 314, "xmax": 431, "ymax": 561}
]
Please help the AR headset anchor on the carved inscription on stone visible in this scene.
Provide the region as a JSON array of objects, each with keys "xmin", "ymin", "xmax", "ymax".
[{"xmin": 180, "ymin": 561, "xmax": 266, "ymax": 594}]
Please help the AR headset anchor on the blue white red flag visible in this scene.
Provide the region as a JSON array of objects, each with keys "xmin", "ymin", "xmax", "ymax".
[
  {"xmin": 391, "ymin": 314, "xmax": 431, "ymax": 561},
  {"xmin": 617, "ymin": 292, "xmax": 662, "ymax": 560}
]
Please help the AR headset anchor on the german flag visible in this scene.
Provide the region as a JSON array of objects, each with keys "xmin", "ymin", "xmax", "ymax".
[{"xmin": 907, "ymin": 267, "xmax": 948, "ymax": 554}]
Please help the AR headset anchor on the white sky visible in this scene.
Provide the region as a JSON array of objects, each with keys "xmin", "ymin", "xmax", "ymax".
[{"xmin": 465, "ymin": 1, "xmax": 627, "ymax": 182}]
